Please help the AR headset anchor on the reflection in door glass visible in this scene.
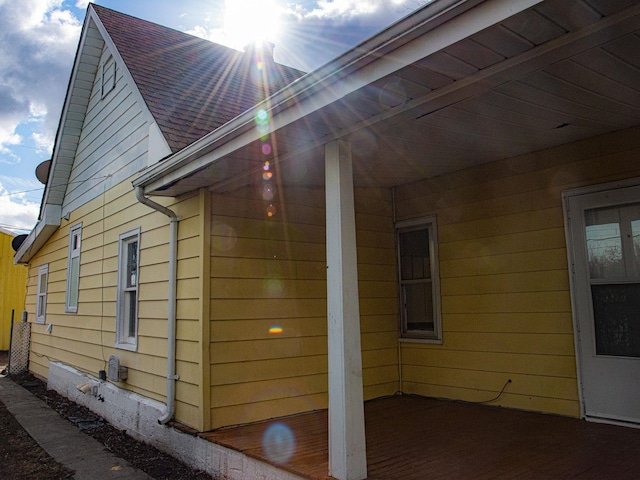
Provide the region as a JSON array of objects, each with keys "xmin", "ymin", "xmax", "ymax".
[
  {"xmin": 585, "ymin": 204, "xmax": 640, "ymax": 279},
  {"xmin": 586, "ymin": 221, "xmax": 623, "ymax": 278}
]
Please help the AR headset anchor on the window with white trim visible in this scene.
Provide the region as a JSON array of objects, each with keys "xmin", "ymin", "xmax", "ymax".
[
  {"xmin": 36, "ymin": 264, "xmax": 49, "ymax": 324},
  {"xmin": 66, "ymin": 223, "xmax": 82, "ymax": 312},
  {"xmin": 101, "ymin": 55, "xmax": 116, "ymax": 97},
  {"xmin": 397, "ymin": 217, "xmax": 442, "ymax": 341},
  {"xmin": 116, "ymin": 229, "xmax": 140, "ymax": 350}
]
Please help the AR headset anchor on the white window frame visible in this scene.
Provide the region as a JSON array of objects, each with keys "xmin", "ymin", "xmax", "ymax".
[
  {"xmin": 101, "ymin": 55, "xmax": 116, "ymax": 97},
  {"xmin": 116, "ymin": 229, "xmax": 140, "ymax": 350},
  {"xmin": 66, "ymin": 223, "xmax": 82, "ymax": 313},
  {"xmin": 396, "ymin": 216, "xmax": 443, "ymax": 343},
  {"xmin": 36, "ymin": 264, "xmax": 49, "ymax": 325}
]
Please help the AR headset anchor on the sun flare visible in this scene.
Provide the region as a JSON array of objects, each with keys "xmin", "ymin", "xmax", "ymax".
[{"xmin": 224, "ymin": 0, "xmax": 281, "ymax": 50}]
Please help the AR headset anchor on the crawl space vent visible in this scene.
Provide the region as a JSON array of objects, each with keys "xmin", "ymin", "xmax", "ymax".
[{"xmin": 107, "ymin": 355, "xmax": 128, "ymax": 382}]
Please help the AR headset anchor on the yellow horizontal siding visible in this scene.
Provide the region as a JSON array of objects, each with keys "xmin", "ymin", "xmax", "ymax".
[
  {"xmin": 212, "ymin": 355, "xmax": 327, "ymax": 385},
  {"xmin": 211, "ymin": 336, "xmax": 328, "ymax": 364},
  {"xmin": 402, "ymin": 347, "xmax": 576, "ymax": 378},
  {"xmin": 444, "ymin": 312, "xmax": 573, "ymax": 334},
  {"xmin": 210, "ymin": 393, "xmax": 328, "ymax": 428},
  {"xmin": 395, "ymin": 126, "xmax": 640, "ymax": 418},
  {"xmin": 25, "ymin": 181, "xmax": 204, "ymax": 429},
  {"xmin": 208, "ymin": 186, "xmax": 398, "ymax": 428}
]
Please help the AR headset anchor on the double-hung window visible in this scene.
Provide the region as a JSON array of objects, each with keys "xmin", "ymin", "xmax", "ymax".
[
  {"xmin": 397, "ymin": 217, "xmax": 442, "ymax": 342},
  {"xmin": 116, "ymin": 229, "xmax": 140, "ymax": 350},
  {"xmin": 36, "ymin": 264, "xmax": 49, "ymax": 324},
  {"xmin": 66, "ymin": 224, "xmax": 82, "ymax": 312}
]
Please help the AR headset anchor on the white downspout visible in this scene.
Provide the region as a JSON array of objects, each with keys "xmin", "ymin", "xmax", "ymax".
[{"xmin": 135, "ymin": 186, "xmax": 179, "ymax": 425}]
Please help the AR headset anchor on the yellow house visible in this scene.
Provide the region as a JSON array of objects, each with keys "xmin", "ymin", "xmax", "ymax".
[
  {"xmin": 0, "ymin": 228, "xmax": 27, "ymax": 350},
  {"xmin": 14, "ymin": 2, "xmax": 640, "ymax": 479}
]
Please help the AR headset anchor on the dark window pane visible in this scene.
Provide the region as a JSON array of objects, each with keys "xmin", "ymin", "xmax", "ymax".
[
  {"xmin": 127, "ymin": 291, "xmax": 137, "ymax": 338},
  {"xmin": 400, "ymin": 228, "xmax": 430, "ymax": 280},
  {"xmin": 592, "ymin": 283, "xmax": 640, "ymax": 357},
  {"xmin": 404, "ymin": 282, "xmax": 434, "ymax": 333}
]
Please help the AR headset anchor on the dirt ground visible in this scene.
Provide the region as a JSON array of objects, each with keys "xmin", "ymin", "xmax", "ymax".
[{"xmin": 0, "ymin": 351, "xmax": 218, "ymax": 480}]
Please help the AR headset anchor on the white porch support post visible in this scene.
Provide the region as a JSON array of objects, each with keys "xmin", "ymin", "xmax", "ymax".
[{"xmin": 325, "ymin": 140, "xmax": 367, "ymax": 480}]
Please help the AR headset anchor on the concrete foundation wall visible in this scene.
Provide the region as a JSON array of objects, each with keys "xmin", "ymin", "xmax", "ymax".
[{"xmin": 47, "ymin": 362, "xmax": 304, "ymax": 480}]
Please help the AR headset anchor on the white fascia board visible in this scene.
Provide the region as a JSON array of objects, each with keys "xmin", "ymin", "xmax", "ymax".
[
  {"xmin": 14, "ymin": 205, "xmax": 62, "ymax": 264},
  {"xmin": 135, "ymin": 0, "xmax": 543, "ymax": 194},
  {"xmin": 40, "ymin": 11, "xmax": 95, "ymax": 212}
]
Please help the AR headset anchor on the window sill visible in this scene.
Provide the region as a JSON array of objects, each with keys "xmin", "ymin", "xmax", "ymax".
[
  {"xmin": 399, "ymin": 336, "xmax": 443, "ymax": 345},
  {"xmin": 115, "ymin": 342, "xmax": 137, "ymax": 352}
]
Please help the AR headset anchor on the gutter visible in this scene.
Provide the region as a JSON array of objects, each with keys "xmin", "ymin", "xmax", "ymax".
[{"xmin": 134, "ymin": 186, "xmax": 179, "ymax": 425}]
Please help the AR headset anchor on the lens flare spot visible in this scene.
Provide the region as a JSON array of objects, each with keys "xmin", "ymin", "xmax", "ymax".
[
  {"xmin": 269, "ymin": 325, "xmax": 283, "ymax": 334},
  {"xmin": 211, "ymin": 224, "xmax": 237, "ymax": 251},
  {"xmin": 263, "ymin": 160, "xmax": 271, "ymax": 170},
  {"xmin": 266, "ymin": 204, "xmax": 277, "ymax": 217},
  {"xmin": 256, "ymin": 109, "xmax": 269, "ymax": 125},
  {"xmin": 265, "ymin": 278, "xmax": 284, "ymax": 296},
  {"xmin": 262, "ymin": 144, "xmax": 272, "ymax": 155},
  {"xmin": 378, "ymin": 79, "xmax": 408, "ymax": 108},
  {"xmin": 262, "ymin": 423, "xmax": 295, "ymax": 464},
  {"xmin": 257, "ymin": 123, "xmax": 270, "ymax": 137},
  {"xmin": 262, "ymin": 184, "xmax": 275, "ymax": 201},
  {"xmin": 263, "ymin": 171, "xmax": 273, "ymax": 181}
]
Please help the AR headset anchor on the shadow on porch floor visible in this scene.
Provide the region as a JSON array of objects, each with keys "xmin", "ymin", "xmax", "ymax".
[{"xmin": 200, "ymin": 395, "xmax": 640, "ymax": 479}]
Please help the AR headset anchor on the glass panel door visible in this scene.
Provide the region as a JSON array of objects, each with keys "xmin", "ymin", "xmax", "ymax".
[
  {"xmin": 585, "ymin": 204, "xmax": 640, "ymax": 357},
  {"xmin": 566, "ymin": 186, "xmax": 640, "ymax": 425}
]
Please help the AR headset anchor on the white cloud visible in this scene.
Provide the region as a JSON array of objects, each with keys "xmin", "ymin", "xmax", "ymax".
[
  {"xmin": 271, "ymin": 0, "xmax": 432, "ymax": 70},
  {"xmin": 307, "ymin": 0, "xmax": 377, "ymax": 19},
  {"xmin": 185, "ymin": 0, "xmax": 432, "ymax": 70},
  {"xmin": 0, "ymin": 0, "xmax": 82, "ymax": 156},
  {"xmin": 0, "ymin": 180, "xmax": 41, "ymax": 234}
]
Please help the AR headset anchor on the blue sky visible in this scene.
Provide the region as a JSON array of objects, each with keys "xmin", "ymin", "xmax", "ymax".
[{"xmin": 0, "ymin": 0, "xmax": 431, "ymax": 234}]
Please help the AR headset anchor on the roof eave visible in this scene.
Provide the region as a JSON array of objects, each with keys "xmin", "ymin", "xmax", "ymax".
[
  {"xmin": 14, "ymin": 204, "xmax": 62, "ymax": 264},
  {"xmin": 135, "ymin": 0, "xmax": 534, "ymax": 194}
]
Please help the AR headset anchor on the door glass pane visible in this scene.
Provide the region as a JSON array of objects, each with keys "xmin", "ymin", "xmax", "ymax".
[
  {"xmin": 633, "ymin": 219, "xmax": 640, "ymax": 276},
  {"xmin": 585, "ymin": 221, "xmax": 623, "ymax": 278},
  {"xmin": 591, "ymin": 283, "xmax": 640, "ymax": 357},
  {"xmin": 585, "ymin": 204, "xmax": 640, "ymax": 279}
]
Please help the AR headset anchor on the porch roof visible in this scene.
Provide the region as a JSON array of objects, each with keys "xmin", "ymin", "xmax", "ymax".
[
  {"xmin": 135, "ymin": 0, "xmax": 640, "ymax": 197},
  {"xmin": 201, "ymin": 394, "xmax": 640, "ymax": 480}
]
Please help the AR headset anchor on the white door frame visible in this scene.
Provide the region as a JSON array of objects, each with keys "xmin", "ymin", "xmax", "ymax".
[{"xmin": 562, "ymin": 176, "xmax": 640, "ymax": 425}]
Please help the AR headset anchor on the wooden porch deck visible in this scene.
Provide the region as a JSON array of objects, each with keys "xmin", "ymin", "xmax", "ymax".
[{"xmin": 201, "ymin": 395, "xmax": 640, "ymax": 479}]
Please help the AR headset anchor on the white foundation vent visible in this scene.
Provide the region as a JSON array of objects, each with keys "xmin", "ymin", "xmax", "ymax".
[{"xmin": 107, "ymin": 355, "xmax": 128, "ymax": 382}]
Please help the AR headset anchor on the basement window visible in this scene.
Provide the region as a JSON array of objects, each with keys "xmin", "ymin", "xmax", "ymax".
[
  {"xmin": 116, "ymin": 229, "xmax": 140, "ymax": 350},
  {"xmin": 397, "ymin": 217, "xmax": 442, "ymax": 342}
]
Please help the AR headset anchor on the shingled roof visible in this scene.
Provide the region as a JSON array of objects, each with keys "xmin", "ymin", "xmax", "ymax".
[{"xmin": 92, "ymin": 4, "xmax": 305, "ymax": 153}]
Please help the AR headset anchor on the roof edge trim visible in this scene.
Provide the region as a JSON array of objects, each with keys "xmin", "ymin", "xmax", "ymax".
[
  {"xmin": 14, "ymin": 205, "xmax": 62, "ymax": 264},
  {"xmin": 134, "ymin": 0, "xmax": 544, "ymax": 194}
]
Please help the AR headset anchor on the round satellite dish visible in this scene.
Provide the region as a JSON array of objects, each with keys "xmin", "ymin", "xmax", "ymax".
[
  {"xmin": 35, "ymin": 159, "xmax": 52, "ymax": 184},
  {"xmin": 11, "ymin": 234, "xmax": 28, "ymax": 252}
]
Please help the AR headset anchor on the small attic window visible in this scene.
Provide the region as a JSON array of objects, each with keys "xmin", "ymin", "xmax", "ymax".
[{"xmin": 101, "ymin": 55, "xmax": 116, "ymax": 97}]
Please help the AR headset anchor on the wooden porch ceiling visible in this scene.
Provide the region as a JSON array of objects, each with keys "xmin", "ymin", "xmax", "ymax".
[
  {"xmin": 201, "ymin": 395, "xmax": 640, "ymax": 480},
  {"xmin": 150, "ymin": 0, "xmax": 640, "ymax": 197}
]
